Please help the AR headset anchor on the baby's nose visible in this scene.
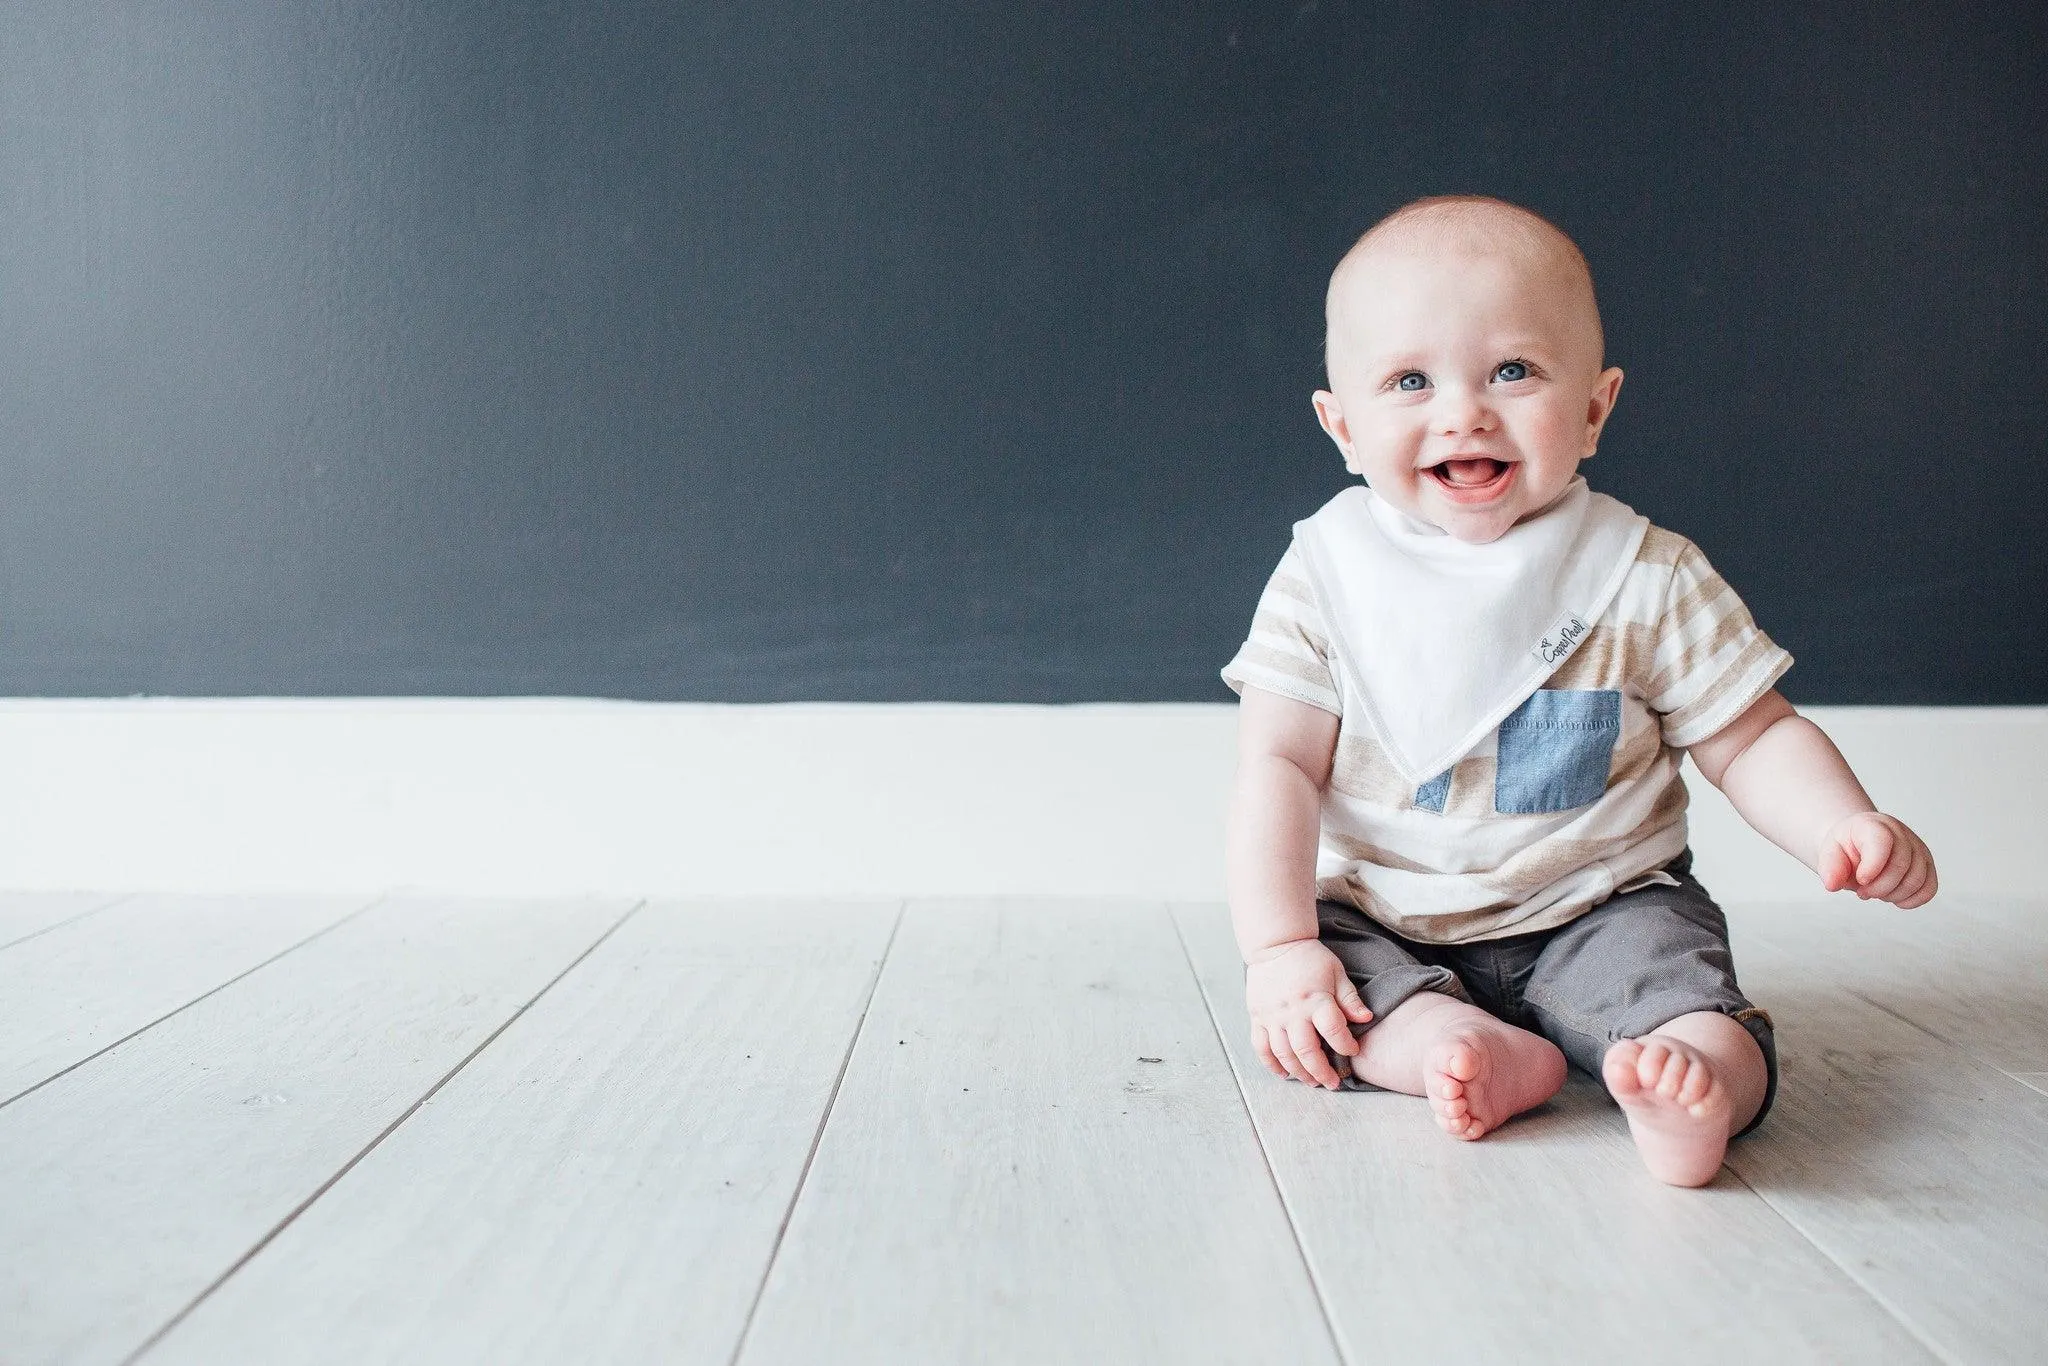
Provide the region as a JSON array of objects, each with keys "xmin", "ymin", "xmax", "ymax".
[{"xmin": 1437, "ymin": 388, "xmax": 1496, "ymax": 435}]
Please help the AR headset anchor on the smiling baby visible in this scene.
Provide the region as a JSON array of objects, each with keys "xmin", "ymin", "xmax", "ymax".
[{"xmin": 1221, "ymin": 195, "xmax": 1936, "ymax": 1186}]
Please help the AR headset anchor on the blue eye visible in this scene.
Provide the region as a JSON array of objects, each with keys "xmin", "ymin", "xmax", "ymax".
[
  {"xmin": 1396, "ymin": 372, "xmax": 1429, "ymax": 392},
  {"xmin": 1493, "ymin": 360, "xmax": 1530, "ymax": 382}
]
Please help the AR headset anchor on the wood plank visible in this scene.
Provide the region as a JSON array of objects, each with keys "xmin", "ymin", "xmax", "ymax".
[
  {"xmin": 141, "ymin": 899, "xmax": 899, "ymax": 1366},
  {"xmin": 1723, "ymin": 929, "xmax": 2048, "ymax": 1364},
  {"xmin": 0, "ymin": 893, "xmax": 371, "ymax": 1104},
  {"xmin": 0, "ymin": 895, "xmax": 632, "ymax": 1366},
  {"xmin": 738, "ymin": 900, "xmax": 1338, "ymax": 1366},
  {"xmin": 1173, "ymin": 902, "xmax": 1935, "ymax": 1365},
  {"xmin": 0, "ymin": 891, "xmax": 123, "ymax": 950},
  {"xmin": 1726, "ymin": 897, "xmax": 2048, "ymax": 1076}
]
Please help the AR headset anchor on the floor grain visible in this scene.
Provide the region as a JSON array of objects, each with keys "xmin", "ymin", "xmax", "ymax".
[
  {"xmin": 0, "ymin": 893, "xmax": 368, "ymax": 1105},
  {"xmin": 140, "ymin": 900, "xmax": 898, "ymax": 1366},
  {"xmin": 0, "ymin": 892, "xmax": 124, "ymax": 951},
  {"xmin": 1726, "ymin": 928, "xmax": 2048, "ymax": 1364},
  {"xmin": 2, "ymin": 893, "xmax": 2041, "ymax": 1366},
  {"xmin": 738, "ymin": 899, "xmax": 1339, "ymax": 1366},
  {"xmin": 0, "ymin": 896, "xmax": 631, "ymax": 1366}
]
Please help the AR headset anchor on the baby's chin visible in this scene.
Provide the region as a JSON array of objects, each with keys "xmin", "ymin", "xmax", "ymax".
[
  {"xmin": 1433, "ymin": 514, "xmax": 1520, "ymax": 545},
  {"xmin": 1397, "ymin": 495, "xmax": 1525, "ymax": 544}
]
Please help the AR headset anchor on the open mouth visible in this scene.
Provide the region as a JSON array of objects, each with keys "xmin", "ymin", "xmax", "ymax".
[{"xmin": 1425, "ymin": 457, "xmax": 1515, "ymax": 498}]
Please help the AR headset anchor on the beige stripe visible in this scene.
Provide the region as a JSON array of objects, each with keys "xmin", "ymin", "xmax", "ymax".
[
  {"xmin": 1623, "ymin": 773, "xmax": 1692, "ymax": 844},
  {"xmin": 1322, "ymin": 831, "xmax": 1439, "ymax": 875},
  {"xmin": 1250, "ymin": 608, "xmax": 1329, "ymax": 659},
  {"xmin": 1647, "ymin": 599, "xmax": 1758, "ymax": 703},
  {"xmin": 1443, "ymin": 755, "xmax": 1498, "ymax": 818},
  {"xmin": 1635, "ymin": 525, "xmax": 1689, "ymax": 567},
  {"xmin": 1330, "ymin": 728, "xmax": 1416, "ymax": 807},
  {"xmin": 1316, "ymin": 874, "xmax": 1401, "ymax": 926},
  {"xmin": 1375, "ymin": 893, "xmax": 1531, "ymax": 942},
  {"xmin": 1662, "ymin": 634, "xmax": 1779, "ymax": 736},
  {"xmin": 1478, "ymin": 836, "xmax": 1608, "ymax": 900},
  {"xmin": 1475, "ymin": 774, "xmax": 1688, "ymax": 900},
  {"xmin": 1606, "ymin": 714, "xmax": 1666, "ymax": 786},
  {"xmin": 1268, "ymin": 572, "xmax": 1316, "ymax": 608},
  {"xmin": 1546, "ymin": 622, "xmax": 1658, "ymax": 692},
  {"xmin": 1663, "ymin": 569, "xmax": 1740, "ymax": 641},
  {"xmin": 1238, "ymin": 643, "xmax": 1336, "ymax": 694}
]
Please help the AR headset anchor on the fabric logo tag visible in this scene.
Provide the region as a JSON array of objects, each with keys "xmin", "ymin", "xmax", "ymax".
[{"xmin": 1532, "ymin": 612, "xmax": 1591, "ymax": 668}]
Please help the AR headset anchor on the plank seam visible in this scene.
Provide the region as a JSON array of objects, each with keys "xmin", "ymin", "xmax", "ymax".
[
  {"xmin": 119, "ymin": 897, "xmax": 646, "ymax": 1366},
  {"xmin": 1844, "ymin": 987, "xmax": 2048, "ymax": 1094},
  {"xmin": 1725, "ymin": 925, "xmax": 2013, "ymax": 1361},
  {"xmin": 726, "ymin": 899, "xmax": 906, "ymax": 1366},
  {"xmin": 0, "ymin": 894, "xmax": 383, "ymax": 1112},
  {"xmin": 1168, "ymin": 905, "xmax": 1352, "ymax": 1366},
  {"xmin": 1719, "ymin": 1162, "xmax": 1960, "ymax": 1366},
  {"xmin": 0, "ymin": 892, "xmax": 129, "ymax": 953}
]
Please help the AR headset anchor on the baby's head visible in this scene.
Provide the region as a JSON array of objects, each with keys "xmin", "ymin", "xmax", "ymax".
[{"xmin": 1313, "ymin": 196, "xmax": 1625, "ymax": 544}]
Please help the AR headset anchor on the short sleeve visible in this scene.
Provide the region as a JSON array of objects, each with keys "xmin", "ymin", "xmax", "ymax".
[
  {"xmin": 1220, "ymin": 542, "xmax": 1342, "ymax": 716},
  {"xmin": 1646, "ymin": 539, "xmax": 1794, "ymax": 748}
]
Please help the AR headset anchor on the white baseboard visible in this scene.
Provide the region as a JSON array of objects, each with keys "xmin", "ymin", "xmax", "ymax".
[{"xmin": 0, "ymin": 700, "xmax": 2035, "ymax": 903}]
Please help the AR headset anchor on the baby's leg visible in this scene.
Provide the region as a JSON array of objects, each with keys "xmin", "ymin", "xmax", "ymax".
[
  {"xmin": 1518, "ymin": 859, "xmax": 1777, "ymax": 1188},
  {"xmin": 1352, "ymin": 991, "xmax": 1567, "ymax": 1141},
  {"xmin": 1604, "ymin": 1011, "xmax": 1768, "ymax": 1187}
]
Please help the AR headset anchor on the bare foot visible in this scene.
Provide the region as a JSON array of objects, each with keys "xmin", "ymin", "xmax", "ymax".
[
  {"xmin": 1422, "ymin": 1018, "xmax": 1568, "ymax": 1140},
  {"xmin": 1346, "ymin": 993, "xmax": 1566, "ymax": 1140},
  {"xmin": 1603, "ymin": 1035, "xmax": 1733, "ymax": 1187}
]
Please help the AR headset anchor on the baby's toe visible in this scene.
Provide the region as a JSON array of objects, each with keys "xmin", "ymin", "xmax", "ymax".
[
  {"xmin": 1677, "ymin": 1058, "xmax": 1716, "ymax": 1109},
  {"xmin": 1602, "ymin": 1040, "xmax": 1646, "ymax": 1096}
]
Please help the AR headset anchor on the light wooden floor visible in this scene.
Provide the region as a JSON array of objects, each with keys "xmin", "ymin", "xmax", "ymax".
[{"xmin": 2, "ymin": 891, "xmax": 2042, "ymax": 1365}]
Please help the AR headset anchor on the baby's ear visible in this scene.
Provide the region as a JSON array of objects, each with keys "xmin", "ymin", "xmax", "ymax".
[
  {"xmin": 1312, "ymin": 390, "xmax": 1362, "ymax": 473},
  {"xmin": 1583, "ymin": 367, "xmax": 1625, "ymax": 453}
]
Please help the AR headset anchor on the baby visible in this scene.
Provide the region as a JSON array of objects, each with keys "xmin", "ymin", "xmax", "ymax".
[{"xmin": 1221, "ymin": 195, "xmax": 1936, "ymax": 1187}]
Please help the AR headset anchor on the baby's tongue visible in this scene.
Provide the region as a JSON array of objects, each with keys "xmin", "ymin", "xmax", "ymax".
[{"xmin": 1439, "ymin": 458, "xmax": 1503, "ymax": 486}]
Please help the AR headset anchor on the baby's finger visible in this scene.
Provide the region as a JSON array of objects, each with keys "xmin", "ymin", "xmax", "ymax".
[
  {"xmin": 1892, "ymin": 846, "xmax": 1936, "ymax": 908},
  {"xmin": 1893, "ymin": 862, "xmax": 1934, "ymax": 909},
  {"xmin": 1818, "ymin": 838, "xmax": 1855, "ymax": 893},
  {"xmin": 1274, "ymin": 1040, "xmax": 1317, "ymax": 1087},
  {"xmin": 1337, "ymin": 977, "xmax": 1374, "ymax": 1024},
  {"xmin": 1288, "ymin": 1018, "xmax": 1340, "ymax": 1089},
  {"xmin": 1892, "ymin": 860, "xmax": 1941, "ymax": 913},
  {"xmin": 1252, "ymin": 1027, "xmax": 1285, "ymax": 1078},
  {"xmin": 1262, "ymin": 1026, "xmax": 1311, "ymax": 1085},
  {"xmin": 1314, "ymin": 998, "xmax": 1360, "ymax": 1058},
  {"xmin": 1863, "ymin": 848, "xmax": 1912, "ymax": 902},
  {"xmin": 1854, "ymin": 821, "xmax": 1896, "ymax": 887}
]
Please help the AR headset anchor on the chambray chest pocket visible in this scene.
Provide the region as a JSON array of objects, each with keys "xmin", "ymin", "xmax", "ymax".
[{"xmin": 1493, "ymin": 689, "xmax": 1622, "ymax": 815}]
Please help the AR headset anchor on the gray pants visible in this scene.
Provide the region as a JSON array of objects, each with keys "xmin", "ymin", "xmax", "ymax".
[{"xmin": 1320, "ymin": 851, "xmax": 1777, "ymax": 1135}]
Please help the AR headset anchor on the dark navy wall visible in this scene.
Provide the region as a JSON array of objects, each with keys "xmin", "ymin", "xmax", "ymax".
[{"xmin": 4, "ymin": 2, "xmax": 2042, "ymax": 701}]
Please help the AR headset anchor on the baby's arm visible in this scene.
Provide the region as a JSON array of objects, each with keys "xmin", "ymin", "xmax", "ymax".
[
  {"xmin": 1687, "ymin": 690, "xmax": 1937, "ymax": 908},
  {"xmin": 1226, "ymin": 686, "xmax": 1373, "ymax": 1089}
]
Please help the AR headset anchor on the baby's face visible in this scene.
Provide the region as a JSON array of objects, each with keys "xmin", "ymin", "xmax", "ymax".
[{"xmin": 1314, "ymin": 244, "xmax": 1623, "ymax": 544}]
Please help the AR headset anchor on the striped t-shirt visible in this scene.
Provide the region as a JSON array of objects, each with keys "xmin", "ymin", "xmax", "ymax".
[{"xmin": 1221, "ymin": 524, "xmax": 1792, "ymax": 944}]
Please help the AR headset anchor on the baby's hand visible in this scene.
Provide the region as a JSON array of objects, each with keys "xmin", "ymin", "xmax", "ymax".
[
  {"xmin": 1244, "ymin": 939, "xmax": 1373, "ymax": 1090},
  {"xmin": 1818, "ymin": 812, "xmax": 1938, "ymax": 909}
]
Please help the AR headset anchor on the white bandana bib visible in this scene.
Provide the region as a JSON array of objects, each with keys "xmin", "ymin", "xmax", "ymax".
[{"xmin": 1293, "ymin": 476, "xmax": 1649, "ymax": 787}]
